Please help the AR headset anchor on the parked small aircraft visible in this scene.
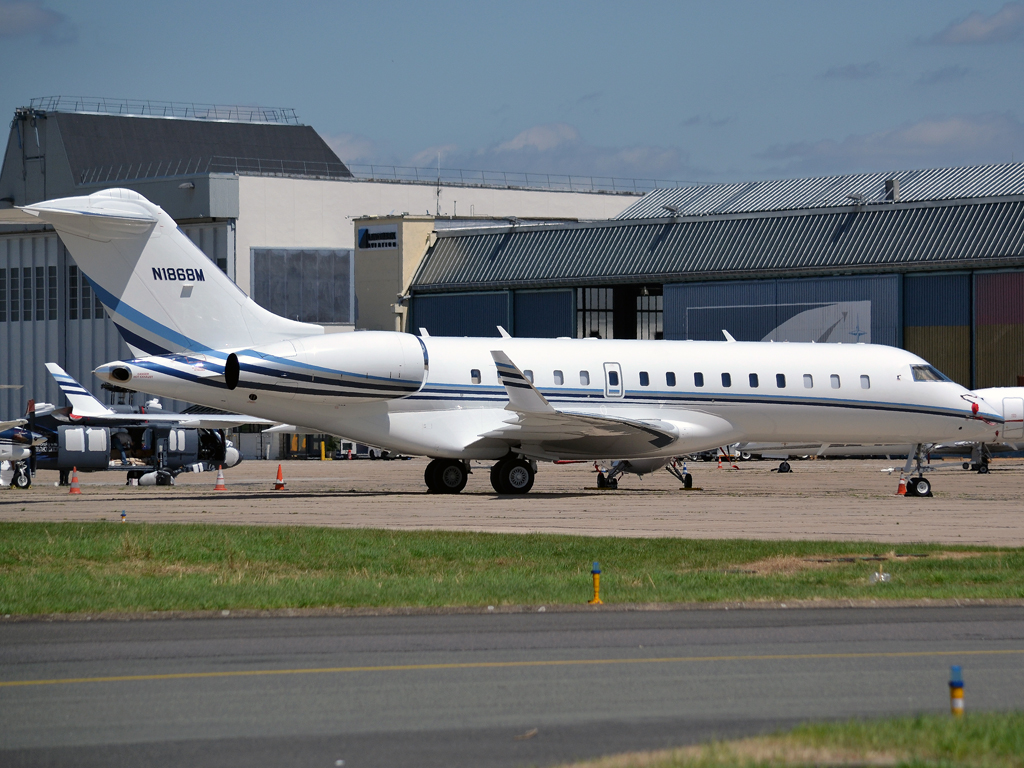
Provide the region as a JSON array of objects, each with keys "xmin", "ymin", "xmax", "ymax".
[{"xmin": 2, "ymin": 364, "xmax": 271, "ymax": 488}]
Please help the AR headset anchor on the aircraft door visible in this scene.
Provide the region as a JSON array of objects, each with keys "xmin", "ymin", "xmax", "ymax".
[
  {"xmin": 1003, "ymin": 398, "xmax": 1024, "ymax": 439},
  {"xmin": 603, "ymin": 362, "xmax": 624, "ymax": 398},
  {"xmin": 57, "ymin": 425, "xmax": 110, "ymax": 470}
]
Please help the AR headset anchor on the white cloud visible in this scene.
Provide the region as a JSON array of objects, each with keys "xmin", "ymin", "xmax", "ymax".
[
  {"xmin": 408, "ymin": 144, "xmax": 460, "ymax": 168},
  {"xmin": 0, "ymin": 0, "xmax": 75, "ymax": 43},
  {"xmin": 494, "ymin": 123, "xmax": 580, "ymax": 153},
  {"xmin": 323, "ymin": 133, "xmax": 378, "ymax": 165},
  {"xmin": 414, "ymin": 122, "xmax": 695, "ymax": 181},
  {"xmin": 928, "ymin": 1, "xmax": 1024, "ymax": 44},
  {"xmin": 759, "ymin": 113, "xmax": 1024, "ymax": 175}
]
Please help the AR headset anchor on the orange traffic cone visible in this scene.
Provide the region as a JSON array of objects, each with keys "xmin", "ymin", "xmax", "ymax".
[
  {"xmin": 68, "ymin": 466, "xmax": 81, "ymax": 495},
  {"xmin": 896, "ymin": 475, "xmax": 907, "ymax": 496},
  {"xmin": 214, "ymin": 465, "xmax": 227, "ymax": 491},
  {"xmin": 274, "ymin": 464, "xmax": 286, "ymax": 490},
  {"xmin": 717, "ymin": 451, "xmax": 722, "ymax": 469}
]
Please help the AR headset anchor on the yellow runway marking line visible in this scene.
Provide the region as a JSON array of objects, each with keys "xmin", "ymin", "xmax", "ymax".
[{"xmin": 2, "ymin": 648, "xmax": 1023, "ymax": 689}]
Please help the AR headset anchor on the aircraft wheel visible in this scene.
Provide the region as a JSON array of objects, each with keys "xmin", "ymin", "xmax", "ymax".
[
  {"xmin": 492, "ymin": 458, "xmax": 534, "ymax": 495},
  {"xmin": 435, "ymin": 460, "xmax": 468, "ymax": 494},
  {"xmin": 424, "ymin": 459, "xmax": 444, "ymax": 493},
  {"xmin": 907, "ymin": 477, "xmax": 932, "ymax": 497},
  {"xmin": 12, "ymin": 466, "xmax": 31, "ymax": 489},
  {"xmin": 962, "ymin": 462, "xmax": 971, "ymax": 470},
  {"xmin": 778, "ymin": 461, "xmax": 791, "ymax": 473},
  {"xmin": 978, "ymin": 464, "xmax": 989, "ymax": 475}
]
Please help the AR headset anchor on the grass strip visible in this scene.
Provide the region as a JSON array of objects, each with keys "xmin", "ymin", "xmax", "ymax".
[
  {"xmin": 558, "ymin": 711, "xmax": 1024, "ymax": 767},
  {"xmin": 0, "ymin": 522, "xmax": 1023, "ymax": 615}
]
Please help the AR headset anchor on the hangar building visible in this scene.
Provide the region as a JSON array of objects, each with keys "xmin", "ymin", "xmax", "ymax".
[
  {"xmin": 0, "ymin": 97, "xmax": 639, "ymax": 422},
  {"xmin": 399, "ymin": 163, "xmax": 1024, "ymax": 389}
]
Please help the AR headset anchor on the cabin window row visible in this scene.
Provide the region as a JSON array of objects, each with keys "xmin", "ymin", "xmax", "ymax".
[{"xmin": 469, "ymin": 369, "xmax": 871, "ymax": 389}]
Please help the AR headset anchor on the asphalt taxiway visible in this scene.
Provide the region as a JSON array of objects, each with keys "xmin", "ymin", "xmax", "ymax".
[{"xmin": 2, "ymin": 606, "xmax": 1023, "ymax": 767}]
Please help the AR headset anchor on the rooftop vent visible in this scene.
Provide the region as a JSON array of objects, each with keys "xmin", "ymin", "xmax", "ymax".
[{"xmin": 885, "ymin": 178, "xmax": 900, "ymax": 202}]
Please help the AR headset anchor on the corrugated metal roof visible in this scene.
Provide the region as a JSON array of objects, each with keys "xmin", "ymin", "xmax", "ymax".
[
  {"xmin": 616, "ymin": 163, "xmax": 1024, "ymax": 219},
  {"xmin": 412, "ymin": 200, "xmax": 1024, "ymax": 292}
]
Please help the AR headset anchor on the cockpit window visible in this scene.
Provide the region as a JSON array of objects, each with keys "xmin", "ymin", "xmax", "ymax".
[{"xmin": 911, "ymin": 365, "xmax": 952, "ymax": 382}]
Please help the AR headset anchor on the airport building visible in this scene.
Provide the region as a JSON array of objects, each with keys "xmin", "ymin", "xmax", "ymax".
[
  {"xmin": 392, "ymin": 164, "xmax": 1024, "ymax": 389},
  {"xmin": 0, "ymin": 97, "xmax": 639, "ymax": 424}
]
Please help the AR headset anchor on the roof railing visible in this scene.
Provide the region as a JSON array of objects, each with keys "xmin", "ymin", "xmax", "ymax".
[
  {"xmin": 76, "ymin": 156, "xmax": 697, "ymax": 193},
  {"xmin": 29, "ymin": 96, "xmax": 300, "ymax": 125}
]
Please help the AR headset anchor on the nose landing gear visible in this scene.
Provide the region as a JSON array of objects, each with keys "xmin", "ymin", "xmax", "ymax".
[{"xmin": 902, "ymin": 444, "xmax": 934, "ymax": 498}]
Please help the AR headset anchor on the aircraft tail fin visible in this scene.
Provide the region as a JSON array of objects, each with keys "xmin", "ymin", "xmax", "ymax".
[
  {"xmin": 15, "ymin": 189, "xmax": 323, "ymax": 356},
  {"xmin": 45, "ymin": 363, "xmax": 114, "ymax": 417}
]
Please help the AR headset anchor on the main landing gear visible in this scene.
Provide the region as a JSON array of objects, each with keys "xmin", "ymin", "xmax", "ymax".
[
  {"xmin": 963, "ymin": 445, "xmax": 991, "ymax": 474},
  {"xmin": 424, "ymin": 459, "xmax": 470, "ymax": 494},
  {"xmin": 490, "ymin": 457, "xmax": 535, "ymax": 494},
  {"xmin": 423, "ymin": 456, "xmax": 538, "ymax": 494}
]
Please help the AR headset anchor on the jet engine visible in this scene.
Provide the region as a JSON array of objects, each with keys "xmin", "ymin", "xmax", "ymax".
[{"xmin": 223, "ymin": 331, "xmax": 427, "ymax": 403}]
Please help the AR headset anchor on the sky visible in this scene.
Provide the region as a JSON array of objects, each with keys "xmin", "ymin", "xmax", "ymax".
[{"xmin": 2, "ymin": 0, "xmax": 1023, "ymax": 184}]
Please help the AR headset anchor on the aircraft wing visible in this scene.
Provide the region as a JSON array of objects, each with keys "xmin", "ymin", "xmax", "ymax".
[
  {"xmin": 483, "ymin": 351, "xmax": 678, "ymax": 459},
  {"xmin": 0, "ymin": 419, "xmax": 28, "ymax": 432}
]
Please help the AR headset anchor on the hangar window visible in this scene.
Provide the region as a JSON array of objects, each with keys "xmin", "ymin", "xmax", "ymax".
[
  {"xmin": 21, "ymin": 267, "xmax": 31, "ymax": 321},
  {"xmin": 48, "ymin": 266, "xmax": 57, "ymax": 320},
  {"xmin": 721, "ymin": 373, "xmax": 732, "ymax": 388},
  {"xmin": 694, "ymin": 372, "xmax": 704, "ymax": 387},
  {"xmin": 554, "ymin": 370, "xmax": 564, "ymax": 385},
  {"xmin": 576, "ymin": 287, "xmax": 613, "ymax": 339},
  {"xmin": 470, "ymin": 369, "xmax": 481, "ymax": 384},
  {"xmin": 35, "ymin": 266, "xmax": 44, "ymax": 321},
  {"xmin": 9, "ymin": 268, "xmax": 19, "ymax": 320},
  {"xmin": 639, "ymin": 371, "xmax": 650, "ymax": 386},
  {"xmin": 776, "ymin": 374, "xmax": 786, "ymax": 388},
  {"xmin": 79, "ymin": 272, "xmax": 91, "ymax": 321},
  {"xmin": 68, "ymin": 266, "xmax": 78, "ymax": 320},
  {"xmin": 860, "ymin": 375, "xmax": 870, "ymax": 389},
  {"xmin": 252, "ymin": 248, "xmax": 354, "ymax": 324},
  {"xmin": 803, "ymin": 374, "xmax": 813, "ymax": 388},
  {"xmin": 523, "ymin": 369, "xmax": 534, "ymax": 383},
  {"xmin": 580, "ymin": 370, "xmax": 590, "ymax": 385},
  {"xmin": 830, "ymin": 374, "xmax": 841, "ymax": 389},
  {"xmin": 749, "ymin": 373, "xmax": 759, "ymax": 388},
  {"xmin": 666, "ymin": 372, "xmax": 676, "ymax": 387}
]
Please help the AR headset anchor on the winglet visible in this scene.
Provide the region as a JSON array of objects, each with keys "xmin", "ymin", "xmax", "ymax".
[
  {"xmin": 45, "ymin": 362, "xmax": 115, "ymax": 417},
  {"xmin": 497, "ymin": 326, "xmax": 511, "ymax": 338},
  {"xmin": 490, "ymin": 351, "xmax": 554, "ymax": 413},
  {"xmin": 722, "ymin": 330, "xmax": 737, "ymax": 342}
]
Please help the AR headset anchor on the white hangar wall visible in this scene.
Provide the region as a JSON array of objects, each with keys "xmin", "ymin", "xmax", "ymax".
[{"xmin": 234, "ymin": 175, "xmax": 638, "ymax": 293}]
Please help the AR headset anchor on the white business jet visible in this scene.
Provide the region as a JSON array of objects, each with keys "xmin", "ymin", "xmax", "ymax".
[{"xmin": 0, "ymin": 189, "xmax": 1002, "ymax": 495}]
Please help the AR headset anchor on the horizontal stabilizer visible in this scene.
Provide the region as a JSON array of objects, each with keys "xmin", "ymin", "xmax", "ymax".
[{"xmin": 45, "ymin": 362, "xmax": 115, "ymax": 417}]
